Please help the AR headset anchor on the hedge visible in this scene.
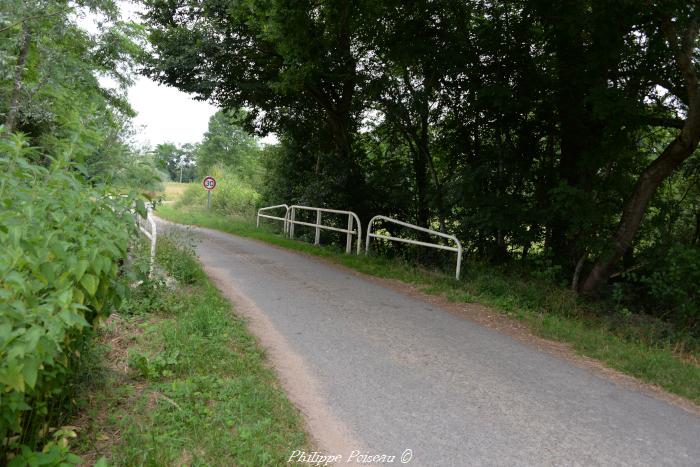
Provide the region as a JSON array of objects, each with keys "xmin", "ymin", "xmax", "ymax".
[{"xmin": 0, "ymin": 140, "xmax": 138, "ymax": 463}]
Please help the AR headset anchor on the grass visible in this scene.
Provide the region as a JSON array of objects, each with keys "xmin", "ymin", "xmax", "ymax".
[
  {"xmin": 156, "ymin": 200, "xmax": 700, "ymax": 406},
  {"xmin": 163, "ymin": 182, "xmax": 191, "ymax": 202},
  {"xmin": 73, "ymin": 233, "xmax": 308, "ymax": 465}
]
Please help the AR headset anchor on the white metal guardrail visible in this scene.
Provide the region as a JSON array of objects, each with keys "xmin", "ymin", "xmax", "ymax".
[
  {"xmin": 366, "ymin": 215, "xmax": 463, "ymax": 279},
  {"xmin": 137, "ymin": 203, "xmax": 157, "ymax": 279},
  {"xmin": 287, "ymin": 205, "xmax": 362, "ymax": 254},
  {"xmin": 107, "ymin": 195, "xmax": 158, "ymax": 279},
  {"xmin": 257, "ymin": 204, "xmax": 290, "ymax": 231}
]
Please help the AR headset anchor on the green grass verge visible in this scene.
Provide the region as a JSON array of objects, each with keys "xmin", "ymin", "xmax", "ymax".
[
  {"xmin": 74, "ymin": 234, "xmax": 308, "ymax": 465},
  {"xmin": 156, "ymin": 204, "xmax": 700, "ymax": 405}
]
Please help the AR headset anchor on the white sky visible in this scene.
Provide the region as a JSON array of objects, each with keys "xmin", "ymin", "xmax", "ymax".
[
  {"xmin": 78, "ymin": 1, "xmax": 277, "ymax": 148},
  {"xmin": 127, "ymin": 77, "xmax": 217, "ymax": 147}
]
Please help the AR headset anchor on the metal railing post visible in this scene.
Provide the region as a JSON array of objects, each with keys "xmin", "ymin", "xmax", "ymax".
[
  {"xmin": 456, "ymin": 244, "xmax": 463, "ymax": 281},
  {"xmin": 136, "ymin": 203, "xmax": 157, "ymax": 279},
  {"xmin": 346, "ymin": 214, "xmax": 353, "ymax": 254},
  {"xmin": 289, "ymin": 207, "xmax": 296, "ymax": 238},
  {"xmin": 365, "ymin": 224, "xmax": 371, "ymax": 254},
  {"xmin": 285, "ymin": 205, "xmax": 361, "ymax": 254},
  {"xmin": 315, "ymin": 210, "xmax": 322, "ymax": 245},
  {"xmin": 257, "ymin": 204, "xmax": 290, "ymax": 231},
  {"xmin": 148, "ymin": 207, "xmax": 157, "ymax": 279}
]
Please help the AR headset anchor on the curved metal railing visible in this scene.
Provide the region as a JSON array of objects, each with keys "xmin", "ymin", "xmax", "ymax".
[
  {"xmin": 366, "ymin": 215, "xmax": 462, "ymax": 279},
  {"xmin": 257, "ymin": 204, "xmax": 290, "ymax": 232},
  {"xmin": 287, "ymin": 205, "xmax": 362, "ymax": 254},
  {"xmin": 137, "ymin": 203, "xmax": 157, "ymax": 279}
]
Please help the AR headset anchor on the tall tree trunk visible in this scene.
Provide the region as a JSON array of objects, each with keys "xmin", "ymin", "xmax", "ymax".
[
  {"xmin": 5, "ymin": 23, "xmax": 31, "ymax": 133},
  {"xmin": 545, "ymin": 1, "xmax": 589, "ymax": 267},
  {"xmin": 304, "ymin": 0, "xmax": 365, "ymax": 219},
  {"xmin": 416, "ymin": 98, "xmax": 448, "ymax": 234},
  {"xmin": 580, "ymin": 129, "xmax": 700, "ymax": 293},
  {"xmin": 581, "ymin": 16, "xmax": 700, "ymax": 294},
  {"xmin": 423, "ymin": 137, "xmax": 447, "ymax": 234},
  {"xmin": 328, "ymin": 111, "xmax": 353, "ymax": 161},
  {"xmin": 327, "ymin": 109, "xmax": 368, "ymax": 220},
  {"xmin": 411, "ymin": 141, "xmax": 430, "ymax": 229}
]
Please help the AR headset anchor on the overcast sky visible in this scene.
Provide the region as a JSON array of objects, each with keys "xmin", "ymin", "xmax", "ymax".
[
  {"xmin": 77, "ymin": 3, "xmax": 216, "ymax": 147},
  {"xmin": 127, "ymin": 77, "xmax": 217, "ymax": 148},
  {"xmin": 78, "ymin": 2, "xmax": 280, "ymax": 148}
]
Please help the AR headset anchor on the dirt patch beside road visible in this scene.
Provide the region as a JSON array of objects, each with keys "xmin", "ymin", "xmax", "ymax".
[{"xmin": 206, "ymin": 265, "xmax": 367, "ymax": 459}]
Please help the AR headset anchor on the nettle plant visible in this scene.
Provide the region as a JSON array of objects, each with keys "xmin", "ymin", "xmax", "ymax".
[{"xmin": 0, "ymin": 135, "xmax": 142, "ymax": 460}]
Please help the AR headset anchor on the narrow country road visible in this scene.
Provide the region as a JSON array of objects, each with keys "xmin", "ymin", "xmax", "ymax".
[{"xmin": 159, "ymin": 219, "xmax": 700, "ymax": 466}]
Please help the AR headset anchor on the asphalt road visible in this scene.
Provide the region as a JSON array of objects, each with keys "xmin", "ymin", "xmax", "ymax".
[{"xmin": 159, "ymin": 220, "xmax": 700, "ymax": 467}]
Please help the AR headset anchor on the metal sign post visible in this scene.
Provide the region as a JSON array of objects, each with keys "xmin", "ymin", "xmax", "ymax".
[{"xmin": 202, "ymin": 176, "xmax": 216, "ymax": 209}]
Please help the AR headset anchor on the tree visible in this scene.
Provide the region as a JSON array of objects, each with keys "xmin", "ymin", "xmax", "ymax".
[
  {"xmin": 363, "ymin": 0, "xmax": 462, "ymax": 232},
  {"xmin": 142, "ymin": 0, "xmax": 372, "ymax": 216},
  {"xmin": 581, "ymin": 6, "xmax": 700, "ymax": 293},
  {"xmin": 1, "ymin": 0, "xmax": 143, "ymax": 171},
  {"xmin": 142, "ymin": 0, "xmax": 700, "ymax": 307},
  {"xmin": 196, "ymin": 111, "xmax": 257, "ymax": 179},
  {"xmin": 0, "ymin": 1, "xmax": 157, "ymax": 460},
  {"xmin": 152, "ymin": 142, "xmax": 180, "ymax": 179},
  {"xmin": 152, "ymin": 142, "xmax": 197, "ymax": 182}
]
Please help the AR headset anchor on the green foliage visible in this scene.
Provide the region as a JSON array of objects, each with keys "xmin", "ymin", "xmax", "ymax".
[
  {"xmin": 95, "ymin": 150, "xmax": 167, "ymax": 194},
  {"xmin": 633, "ymin": 245, "xmax": 700, "ymax": 333},
  {"xmin": 118, "ymin": 279, "xmax": 168, "ymax": 316},
  {"xmin": 76, "ymin": 235, "xmax": 308, "ymax": 464},
  {"xmin": 144, "ymin": 0, "xmax": 700, "ymax": 333},
  {"xmin": 0, "ymin": 1, "xmax": 172, "ymax": 462},
  {"xmin": 196, "ymin": 111, "xmax": 260, "ymax": 181},
  {"xmin": 0, "ymin": 137, "xmax": 136, "ymax": 459},
  {"xmin": 155, "ymin": 231, "xmax": 205, "ymax": 285},
  {"xmin": 127, "ymin": 349, "xmax": 180, "ymax": 380},
  {"xmin": 0, "ymin": 0, "xmax": 154, "ymax": 192},
  {"xmin": 152, "ymin": 110, "xmax": 266, "ymax": 214},
  {"xmin": 178, "ymin": 165, "xmax": 261, "ymax": 217},
  {"xmin": 153, "ymin": 142, "xmax": 197, "ymax": 183},
  {"xmin": 7, "ymin": 431, "xmax": 82, "ymax": 467}
]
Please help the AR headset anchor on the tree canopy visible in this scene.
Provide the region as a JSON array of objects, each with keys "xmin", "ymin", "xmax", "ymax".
[
  {"xmin": 143, "ymin": 0, "xmax": 700, "ymax": 305},
  {"xmin": 1, "ymin": 0, "xmax": 165, "ymax": 190},
  {"xmin": 196, "ymin": 110, "xmax": 259, "ymax": 180}
]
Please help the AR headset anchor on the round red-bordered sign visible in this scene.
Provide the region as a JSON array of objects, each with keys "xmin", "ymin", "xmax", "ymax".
[{"xmin": 202, "ymin": 176, "xmax": 216, "ymax": 190}]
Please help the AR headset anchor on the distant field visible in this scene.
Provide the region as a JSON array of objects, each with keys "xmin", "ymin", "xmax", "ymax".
[{"xmin": 163, "ymin": 181, "xmax": 191, "ymax": 202}]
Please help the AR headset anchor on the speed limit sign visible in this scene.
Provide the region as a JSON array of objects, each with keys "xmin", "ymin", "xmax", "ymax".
[
  {"xmin": 203, "ymin": 176, "xmax": 216, "ymax": 210},
  {"xmin": 202, "ymin": 176, "xmax": 216, "ymax": 190}
]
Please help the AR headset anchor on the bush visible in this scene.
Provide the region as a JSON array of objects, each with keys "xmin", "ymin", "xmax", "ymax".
[
  {"xmin": 633, "ymin": 244, "xmax": 700, "ymax": 333},
  {"xmin": 156, "ymin": 232, "xmax": 205, "ymax": 285},
  {"xmin": 0, "ymin": 137, "xmax": 137, "ymax": 460},
  {"xmin": 178, "ymin": 164, "xmax": 260, "ymax": 216}
]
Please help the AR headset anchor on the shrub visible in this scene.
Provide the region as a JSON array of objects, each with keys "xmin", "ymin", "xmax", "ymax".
[
  {"xmin": 177, "ymin": 164, "xmax": 260, "ymax": 216},
  {"xmin": 633, "ymin": 244, "xmax": 700, "ymax": 333},
  {"xmin": 0, "ymin": 136, "xmax": 137, "ymax": 460},
  {"xmin": 156, "ymin": 232, "xmax": 205, "ymax": 285}
]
